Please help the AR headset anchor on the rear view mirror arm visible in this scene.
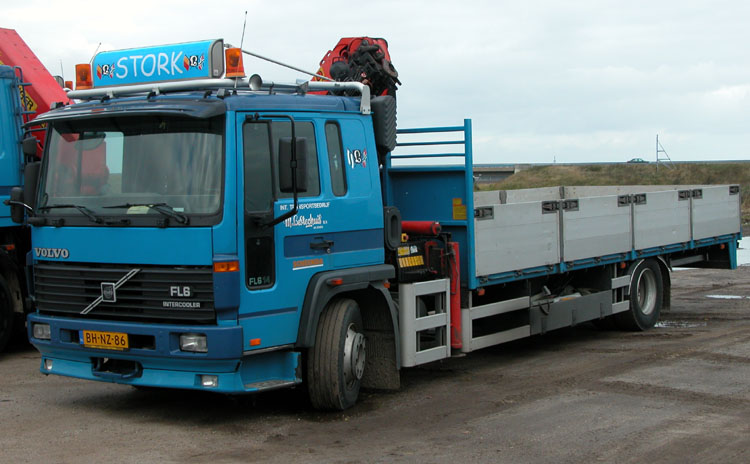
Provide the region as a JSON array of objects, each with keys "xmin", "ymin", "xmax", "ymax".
[{"xmin": 3, "ymin": 199, "xmax": 34, "ymax": 213}]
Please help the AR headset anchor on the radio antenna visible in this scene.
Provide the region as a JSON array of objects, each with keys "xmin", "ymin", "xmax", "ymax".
[
  {"xmin": 240, "ymin": 11, "xmax": 248, "ymax": 50},
  {"xmin": 90, "ymin": 42, "xmax": 101, "ymax": 64}
]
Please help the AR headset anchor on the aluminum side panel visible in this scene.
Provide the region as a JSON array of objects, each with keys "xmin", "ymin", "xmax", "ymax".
[
  {"xmin": 633, "ymin": 190, "xmax": 691, "ymax": 249},
  {"xmin": 692, "ymin": 186, "xmax": 741, "ymax": 240},
  {"xmin": 475, "ymin": 201, "xmax": 560, "ymax": 276},
  {"xmin": 562, "ymin": 195, "xmax": 631, "ymax": 261}
]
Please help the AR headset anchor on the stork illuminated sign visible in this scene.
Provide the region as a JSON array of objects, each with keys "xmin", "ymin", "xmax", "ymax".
[{"xmin": 91, "ymin": 39, "xmax": 225, "ymax": 88}]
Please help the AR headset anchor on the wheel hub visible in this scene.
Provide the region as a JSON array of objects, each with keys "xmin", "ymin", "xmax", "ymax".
[
  {"xmin": 637, "ymin": 268, "xmax": 658, "ymax": 315},
  {"xmin": 343, "ymin": 324, "xmax": 366, "ymax": 386}
]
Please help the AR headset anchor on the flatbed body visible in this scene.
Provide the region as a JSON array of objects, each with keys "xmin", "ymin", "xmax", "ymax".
[{"xmin": 387, "ymin": 121, "xmax": 739, "ymax": 361}]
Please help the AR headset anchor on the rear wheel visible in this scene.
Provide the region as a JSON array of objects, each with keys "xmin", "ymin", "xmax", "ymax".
[
  {"xmin": 307, "ymin": 298, "xmax": 366, "ymax": 410},
  {"xmin": 0, "ymin": 275, "xmax": 13, "ymax": 352},
  {"xmin": 616, "ymin": 259, "xmax": 663, "ymax": 330}
]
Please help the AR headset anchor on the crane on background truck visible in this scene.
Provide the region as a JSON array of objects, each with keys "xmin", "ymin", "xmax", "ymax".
[
  {"xmin": 0, "ymin": 28, "xmax": 70, "ymax": 352},
  {"xmin": 7, "ymin": 36, "xmax": 741, "ymax": 409}
]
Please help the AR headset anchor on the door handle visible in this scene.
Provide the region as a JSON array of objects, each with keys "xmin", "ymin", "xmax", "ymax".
[{"xmin": 310, "ymin": 239, "xmax": 334, "ymax": 252}]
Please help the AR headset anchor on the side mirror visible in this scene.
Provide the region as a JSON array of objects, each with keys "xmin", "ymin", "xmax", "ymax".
[
  {"xmin": 9, "ymin": 187, "xmax": 25, "ymax": 223},
  {"xmin": 22, "ymin": 137, "xmax": 37, "ymax": 157},
  {"xmin": 279, "ymin": 137, "xmax": 308, "ymax": 193},
  {"xmin": 24, "ymin": 161, "xmax": 41, "ymax": 210}
]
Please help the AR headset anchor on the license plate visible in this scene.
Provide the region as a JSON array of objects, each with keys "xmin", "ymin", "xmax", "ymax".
[{"xmin": 80, "ymin": 330, "xmax": 129, "ymax": 350}]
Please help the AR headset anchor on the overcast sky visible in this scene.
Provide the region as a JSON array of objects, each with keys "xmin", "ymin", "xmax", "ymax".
[{"xmin": 5, "ymin": 0, "xmax": 750, "ymax": 163}]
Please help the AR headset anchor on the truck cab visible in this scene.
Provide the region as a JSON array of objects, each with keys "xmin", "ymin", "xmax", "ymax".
[{"xmin": 24, "ymin": 40, "xmax": 400, "ymax": 410}]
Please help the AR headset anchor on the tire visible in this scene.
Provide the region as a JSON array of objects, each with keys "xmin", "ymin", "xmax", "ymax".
[
  {"xmin": 615, "ymin": 259, "xmax": 663, "ymax": 331},
  {"xmin": 307, "ymin": 298, "xmax": 366, "ymax": 410},
  {"xmin": 0, "ymin": 275, "xmax": 13, "ymax": 352}
]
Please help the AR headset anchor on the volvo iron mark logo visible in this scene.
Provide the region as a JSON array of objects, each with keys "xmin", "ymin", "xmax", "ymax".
[
  {"xmin": 80, "ymin": 269, "xmax": 140, "ymax": 315},
  {"xmin": 34, "ymin": 247, "xmax": 70, "ymax": 259},
  {"xmin": 100, "ymin": 282, "xmax": 116, "ymax": 303}
]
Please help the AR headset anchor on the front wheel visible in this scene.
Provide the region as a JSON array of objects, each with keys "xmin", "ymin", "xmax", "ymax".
[
  {"xmin": 307, "ymin": 298, "xmax": 366, "ymax": 410},
  {"xmin": 616, "ymin": 259, "xmax": 663, "ymax": 331}
]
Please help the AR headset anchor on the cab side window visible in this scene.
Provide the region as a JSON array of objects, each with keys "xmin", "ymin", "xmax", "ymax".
[
  {"xmin": 325, "ymin": 122, "xmax": 347, "ymax": 196},
  {"xmin": 242, "ymin": 121, "xmax": 275, "ymax": 290},
  {"xmin": 243, "ymin": 122, "xmax": 274, "ymax": 213}
]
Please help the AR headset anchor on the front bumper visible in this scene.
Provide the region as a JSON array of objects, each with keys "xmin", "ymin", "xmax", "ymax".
[{"xmin": 28, "ymin": 314, "xmax": 301, "ymax": 393}]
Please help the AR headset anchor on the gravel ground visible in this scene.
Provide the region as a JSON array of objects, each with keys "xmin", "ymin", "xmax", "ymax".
[{"xmin": 1, "ymin": 266, "xmax": 749, "ymax": 463}]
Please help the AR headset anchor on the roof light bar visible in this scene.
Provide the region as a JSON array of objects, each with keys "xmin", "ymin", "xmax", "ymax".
[{"xmin": 67, "ymin": 79, "xmax": 372, "ymax": 114}]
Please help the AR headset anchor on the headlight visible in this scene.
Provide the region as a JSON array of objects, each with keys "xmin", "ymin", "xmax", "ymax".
[
  {"xmin": 179, "ymin": 333, "xmax": 207, "ymax": 353},
  {"xmin": 33, "ymin": 323, "xmax": 51, "ymax": 340}
]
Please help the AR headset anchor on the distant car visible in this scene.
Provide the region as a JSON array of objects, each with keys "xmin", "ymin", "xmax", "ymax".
[{"xmin": 627, "ymin": 158, "xmax": 648, "ymax": 163}]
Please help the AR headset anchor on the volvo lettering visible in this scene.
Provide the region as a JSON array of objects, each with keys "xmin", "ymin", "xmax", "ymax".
[{"xmin": 33, "ymin": 247, "xmax": 70, "ymax": 259}]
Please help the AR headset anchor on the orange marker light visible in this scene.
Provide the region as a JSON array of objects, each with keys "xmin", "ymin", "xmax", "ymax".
[
  {"xmin": 64, "ymin": 80, "xmax": 73, "ymax": 89},
  {"xmin": 75, "ymin": 64, "xmax": 93, "ymax": 90},
  {"xmin": 224, "ymin": 48, "xmax": 245, "ymax": 78},
  {"xmin": 477, "ymin": 288, "xmax": 486, "ymax": 296},
  {"xmin": 250, "ymin": 338, "xmax": 261, "ymax": 346},
  {"xmin": 213, "ymin": 260, "xmax": 240, "ymax": 273},
  {"xmin": 327, "ymin": 277, "xmax": 344, "ymax": 287}
]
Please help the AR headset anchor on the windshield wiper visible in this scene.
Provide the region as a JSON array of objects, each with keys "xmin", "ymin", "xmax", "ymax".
[
  {"xmin": 102, "ymin": 202, "xmax": 189, "ymax": 225},
  {"xmin": 38, "ymin": 204, "xmax": 103, "ymax": 224}
]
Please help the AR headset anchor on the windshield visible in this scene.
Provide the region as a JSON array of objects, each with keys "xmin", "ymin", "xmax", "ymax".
[{"xmin": 38, "ymin": 115, "xmax": 224, "ymax": 225}]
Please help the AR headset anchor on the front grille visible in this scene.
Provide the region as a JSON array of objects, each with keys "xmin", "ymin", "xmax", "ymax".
[{"xmin": 34, "ymin": 261, "xmax": 215, "ymax": 324}]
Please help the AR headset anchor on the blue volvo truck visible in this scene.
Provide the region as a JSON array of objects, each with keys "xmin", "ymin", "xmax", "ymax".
[
  {"xmin": 0, "ymin": 60, "xmax": 60, "ymax": 351},
  {"xmin": 0, "ymin": 65, "xmax": 29, "ymax": 351},
  {"xmin": 10, "ymin": 39, "xmax": 741, "ymax": 409},
  {"xmin": 1, "ymin": 28, "xmax": 71, "ymax": 353}
]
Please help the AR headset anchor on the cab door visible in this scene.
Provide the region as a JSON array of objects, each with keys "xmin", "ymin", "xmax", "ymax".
[
  {"xmin": 237, "ymin": 113, "xmax": 384, "ymax": 352},
  {"xmin": 237, "ymin": 113, "xmax": 325, "ymax": 351}
]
